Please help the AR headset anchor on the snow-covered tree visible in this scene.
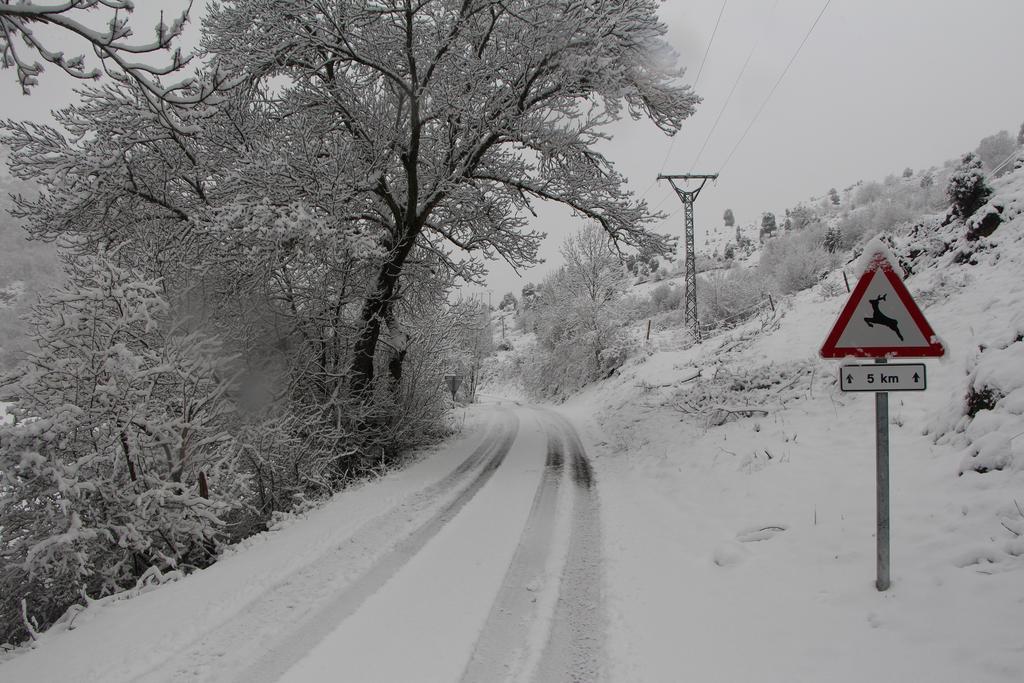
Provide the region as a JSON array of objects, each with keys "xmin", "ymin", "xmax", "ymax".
[
  {"xmin": 499, "ymin": 292, "xmax": 517, "ymax": 311},
  {"xmin": 760, "ymin": 212, "xmax": 777, "ymax": 242},
  {"xmin": 823, "ymin": 223, "xmax": 841, "ymax": 253},
  {"xmin": 946, "ymin": 153, "xmax": 992, "ymax": 219},
  {"xmin": 521, "ymin": 283, "xmax": 537, "ymax": 305},
  {"xmin": 202, "ymin": 0, "xmax": 698, "ymax": 397},
  {"xmin": 0, "ymin": 1, "xmax": 188, "ymax": 91},
  {"xmin": 828, "ymin": 188, "xmax": 840, "ymax": 206},
  {"xmin": 0, "ymin": 250, "xmax": 244, "ymax": 645},
  {"xmin": 0, "ymin": 1, "xmax": 231, "ymax": 131},
  {"xmin": 723, "ymin": 208, "xmax": 735, "ymax": 227},
  {"xmin": 524, "ymin": 225, "xmax": 628, "ymax": 396},
  {"xmin": 453, "ymin": 299, "xmax": 494, "ymax": 402},
  {"xmin": 560, "ymin": 225, "xmax": 627, "ymax": 307},
  {"xmin": 788, "ymin": 205, "xmax": 815, "ymax": 232},
  {"xmin": 1, "ymin": 77, "xmax": 412, "ymax": 486}
]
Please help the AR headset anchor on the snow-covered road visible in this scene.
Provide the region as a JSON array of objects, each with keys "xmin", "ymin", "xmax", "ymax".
[
  {"xmin": 262, "ymin": 406, "xmax": 605, "ymax": 683},
  {"xmin": 0, "ymin": 402, "xmax": 605, "ymax": 683}
]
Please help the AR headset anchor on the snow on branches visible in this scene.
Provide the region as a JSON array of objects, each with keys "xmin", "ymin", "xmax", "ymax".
[
  {"xmin": 203, "ymin": 0, "xmax": 699, "ymax": 390},
  {"xmin": 0, "ymin": 1, "xmax": 238, "ymax": 133},
  {"xmin": 0, "ymin": 249, "xmax": 243, "ymax": 645}
]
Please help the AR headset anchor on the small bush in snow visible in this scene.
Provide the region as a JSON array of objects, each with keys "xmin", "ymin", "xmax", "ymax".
[
  {"xmin": 649, "ymin": 282, "xmax": 683, "ymax": 312},
  {"xmin": 946, "ymin": 153, "xmax": 993, "ymax": 220},
  {"xmin": 818, "ymin": 278, "xmax": 846, "ymax": 299},
  {"xmin": 760, "ymin": 231, "xmax": 836, "ymax": 295},
  {"xmin": 698, "ymin": 267, "xmax": 771, "ymax": 330},
  {"xmin": 925, "ymin": 321, "xmax": 1024, "ymax": 476}
]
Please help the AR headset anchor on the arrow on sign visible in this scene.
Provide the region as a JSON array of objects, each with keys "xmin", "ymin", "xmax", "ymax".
[
  {"xmin": 913, "ymin": 372, "xmax": 920, "ymax": 382},
  {"xmin": 846, "ymin": 374, "xmax": 854, "ymax": 383}
]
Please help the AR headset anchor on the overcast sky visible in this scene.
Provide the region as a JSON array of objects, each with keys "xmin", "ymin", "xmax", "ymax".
[
  {"xmin": 482, "ymin": 0, "xmax": 1024, "ymax": 299},
  {"xmin": 3, "ymin": 1, "xmax": 1023, "ymax": 302}
]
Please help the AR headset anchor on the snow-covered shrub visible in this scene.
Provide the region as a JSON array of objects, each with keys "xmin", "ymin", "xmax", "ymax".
[
  {"xmin": 759, "ymin": 230, "xmax": 836, "ymax": 295},
  {"xmin": 925, "ymin": 314, "xmax": 1024, "ymax": 475},
  {"xmin": 777, "ymin": 246, "xmax": 832, "ymax": 294},
  {"xmin": 698, "ymin": 266, "xmax": 770, "ymax": 330},
  {"xmin": 649, "ymin": 282, "xmax": 683, "ymax": 312},
  {"xmin": 946, "ymin": 152, "xmax": 993, "ymax": 220},
  {"xmin": 818, "ymin": 278, "xmax": 846, "ymax": 299},
  {"xmin": 670, "ymin": 361, "xmax": 818, "ymax": 428},
  {"xmin": 0, "ymin": 251, "xmax": 245, "ymax": 646}
]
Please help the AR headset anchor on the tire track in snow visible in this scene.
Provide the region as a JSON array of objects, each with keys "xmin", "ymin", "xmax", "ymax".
[
  {"xmin": 136, "ymin": 411, "xmax": 518, "ymax": 683},
  {"xmin": 459, "ymin": 422, "xmax": 566, "ymax": 682},
  {"xmin": 231, "ymin": 413, "xmax": 520, "ymax": 683},
  {"xmin": 534, "ymin": 412, "xmax": 606, "ymax": 683},
  {"xmin": 460, "ymin": 410, "xmax": 605, "ymax": 683}
]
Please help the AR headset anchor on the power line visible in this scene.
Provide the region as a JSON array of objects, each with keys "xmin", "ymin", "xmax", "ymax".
[
  {"xmin": 987, "ymin": 149, "xmax": 1020, "ymax": 179},
  {"xmin": 653, "ymin": 0, "xmax": 729, "ymax": 179},
  {"xmin": 717, "ymin": 0, "xmax": 831, "ymax": 174},
  {"xmin": 689, "ymin": 0, "xmax": 778, "ymax": 174},
  {"xmin": 689, "ymin": 41, "xmax": 757, "ymax": 173},
  {"xmin": 691, "ymin": 0, "xmax": 729, "ymax": 90}
]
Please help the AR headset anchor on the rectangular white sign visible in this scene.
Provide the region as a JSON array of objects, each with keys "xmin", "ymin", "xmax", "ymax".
[{"xmin": 840, "ymin": 363, "xmax": 926, "ymax": 392}]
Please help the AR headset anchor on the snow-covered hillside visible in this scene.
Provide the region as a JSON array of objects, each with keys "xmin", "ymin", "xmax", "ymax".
[
  {"xmin": 541, "ymin": 167, "xmax": 1024, "ymax": 681},
  {"xmin": 697, "ymin": 220, "xmax": 759, "ymax": 259}
]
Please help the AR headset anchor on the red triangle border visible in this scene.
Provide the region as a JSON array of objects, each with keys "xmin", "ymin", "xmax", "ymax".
[{"xmin": 820, "ymin": 254, "xmax": 945, "ymax": 359}]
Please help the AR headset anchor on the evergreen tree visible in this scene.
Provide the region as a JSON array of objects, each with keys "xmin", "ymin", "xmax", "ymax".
[
  {"xmin": 521, "ymin": 282, "xmax": 537, "ymax": 304},
  {"xmin": 946, "ymin": 153, "xmax": 993, "ymax": 219},
  {"xmin": 828, "ymin": 188, "xmax": 840, "ymax": 205},
  {"xmin": 723, "ymin": 209, "xmax": 735, "ymax": 227},
  {"xmin": 920, "ymin": 172, "xmax": 934, "ymax": 189},
  {"xmin": 760, "ymin": 212, "xmax": 777, "ymax": 242},
  {"xmin": 902, "ymin": 167, "xmax": 913, "ymax": 178},
  {"xmin": 823, "ymin": 224, "xmax": 842, "ymax": 253}
]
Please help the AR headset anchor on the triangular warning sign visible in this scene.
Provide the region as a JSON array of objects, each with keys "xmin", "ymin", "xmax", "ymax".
[{"xmin": 821, "ymin": 252, "xmax": 945, "ymax": 359}]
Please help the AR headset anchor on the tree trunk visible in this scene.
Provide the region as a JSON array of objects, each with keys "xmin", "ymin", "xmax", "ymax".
[
  {"xmin": 388, "ymin": 348, "xmax": 408, "ymax": 385},
  {"xmin": 350, "ymin": 231, "xmax": 418, "ymax": 397}
]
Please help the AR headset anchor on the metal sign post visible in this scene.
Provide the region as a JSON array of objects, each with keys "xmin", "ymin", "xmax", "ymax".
[
  {"xmin": 874, "ymin": 358, "xmax": 890, "ymax": 591},
  {"xmin": 821, "ymin": 248, "xmax": 946, "ymax": 591},
  {"xmin": 444, "ymin": 374, "xmax": 462, "ymax": 402}
]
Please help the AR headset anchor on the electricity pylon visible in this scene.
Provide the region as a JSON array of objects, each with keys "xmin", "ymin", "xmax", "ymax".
[{"xmin": 657, "ymin": 173, "xmax": 718, "ymax": 341}]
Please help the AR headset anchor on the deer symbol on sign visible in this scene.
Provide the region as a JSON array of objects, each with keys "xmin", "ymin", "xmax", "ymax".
[{"xmin": 864, "ymin": 294, "xmax": 903, "ymax": 341}]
